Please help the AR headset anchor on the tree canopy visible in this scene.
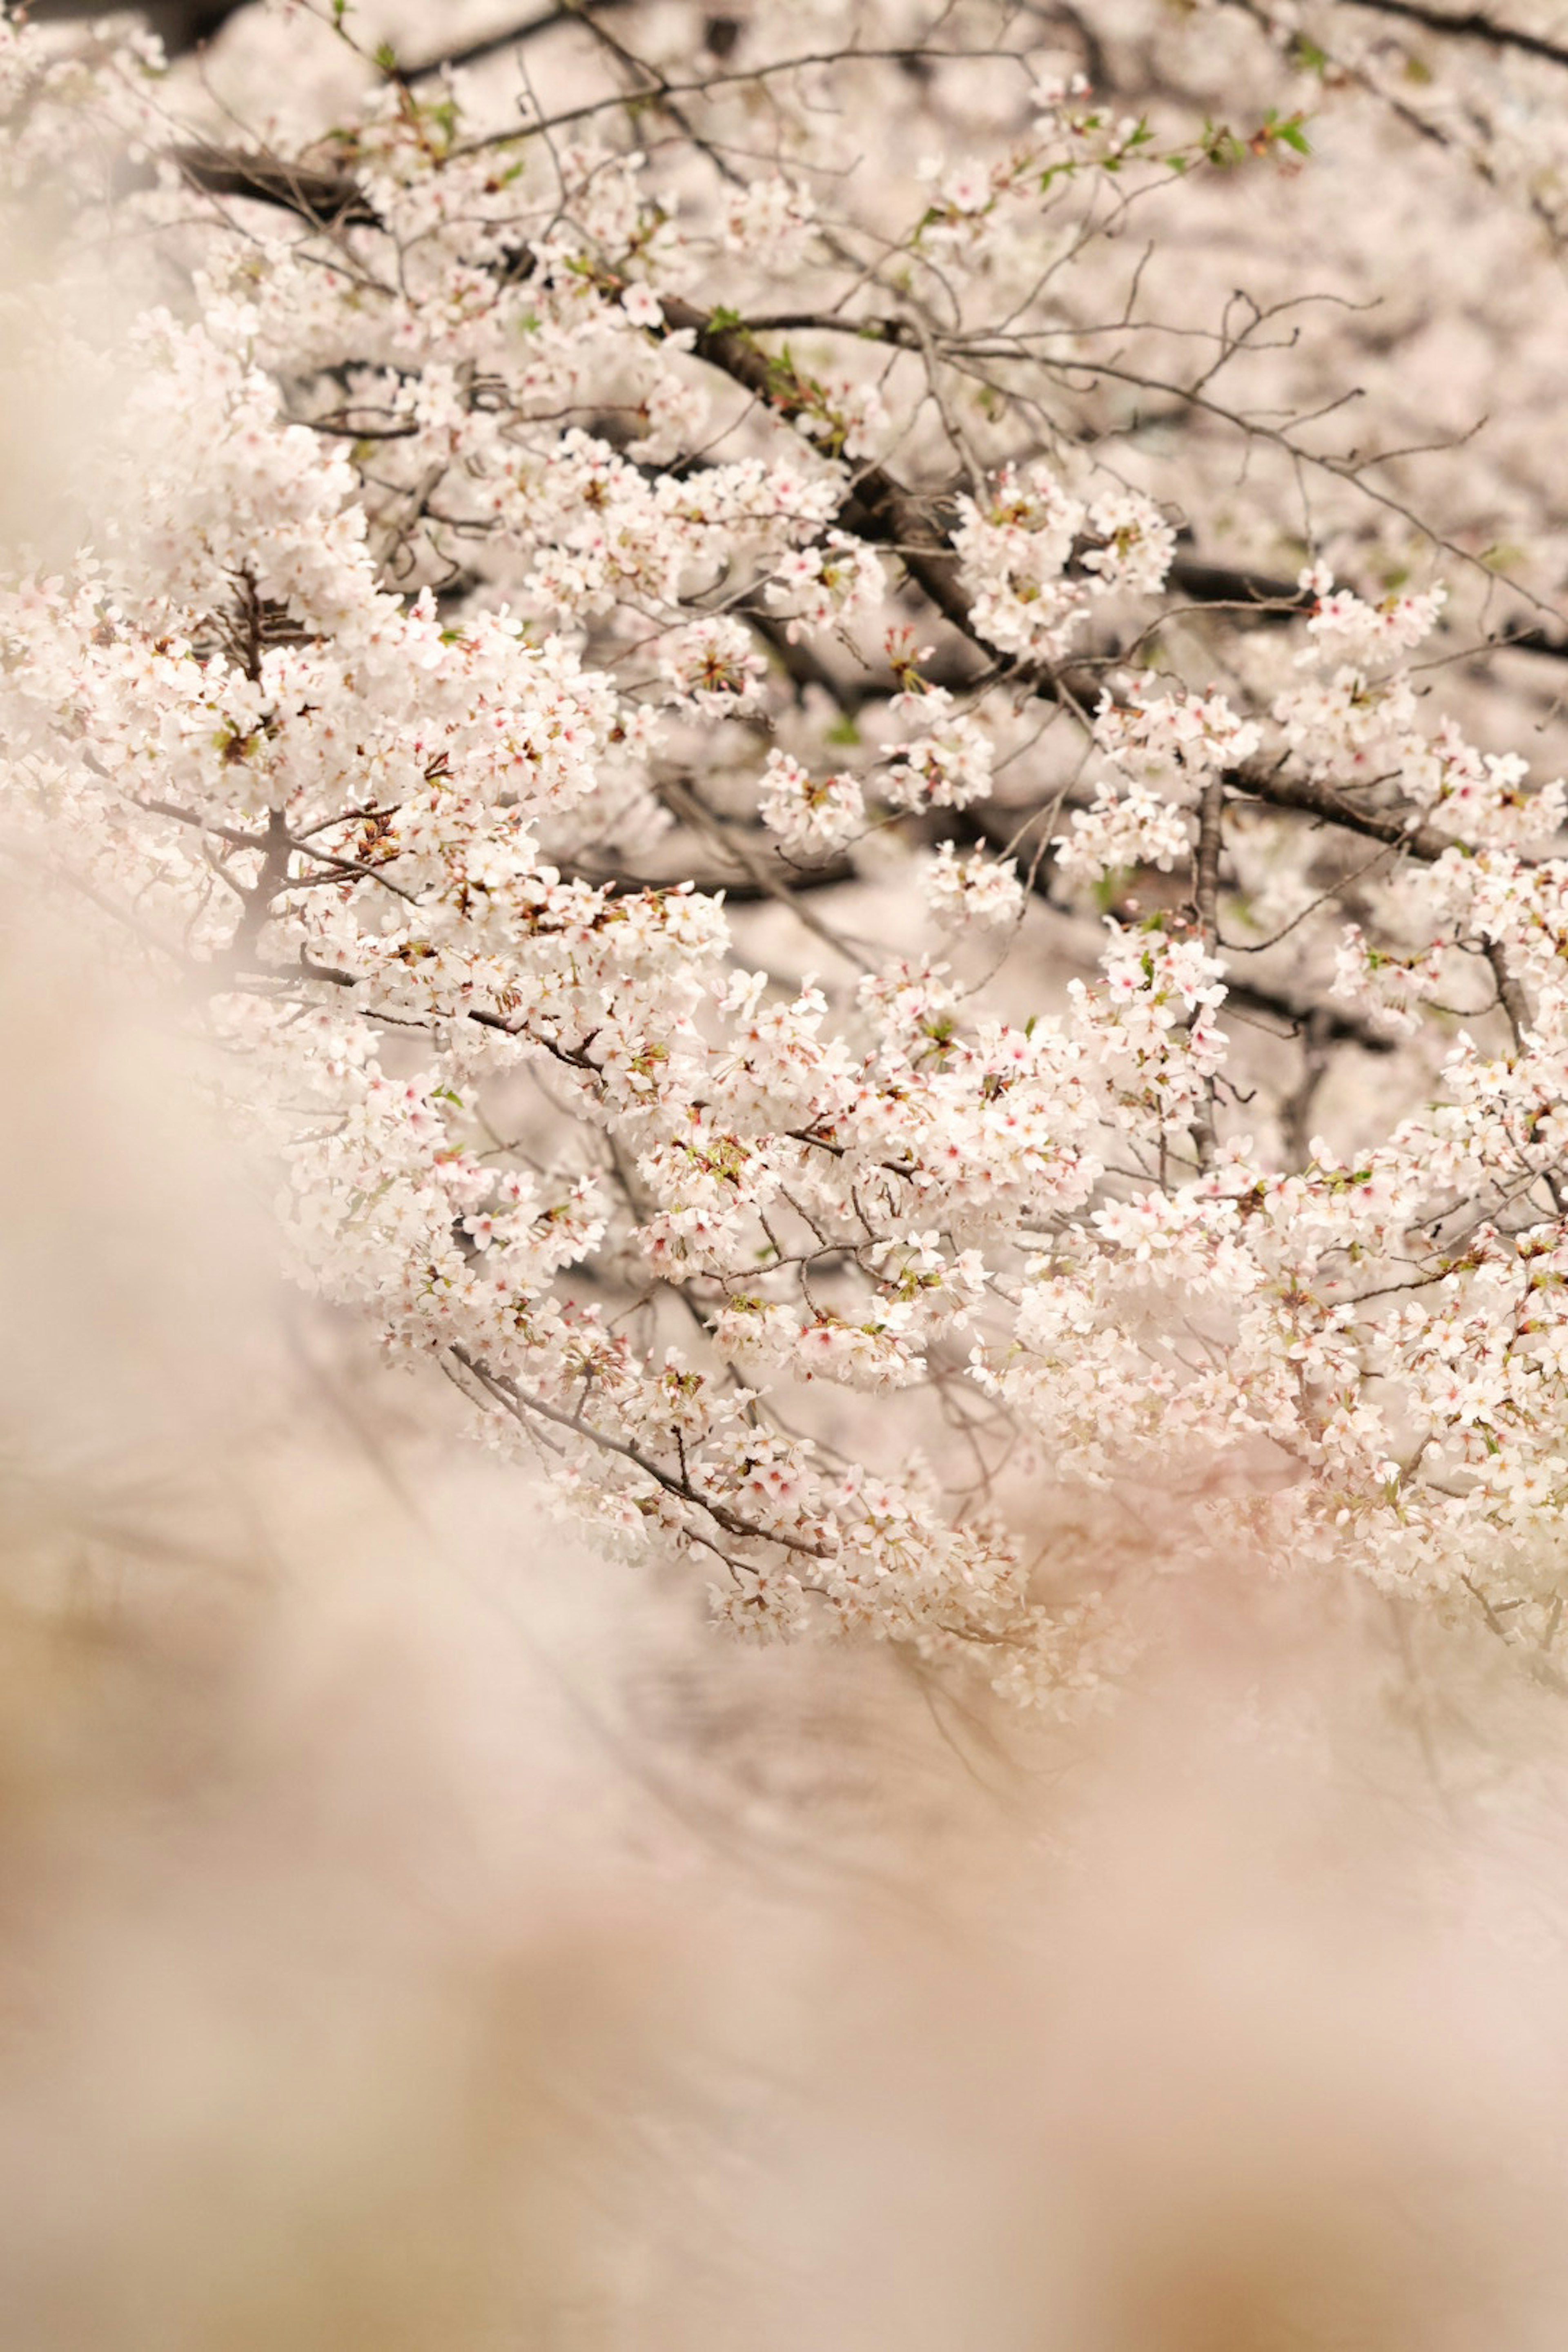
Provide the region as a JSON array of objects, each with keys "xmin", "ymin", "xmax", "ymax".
[{"xmin": 6, "ymin": 0, "xmax": 1568, "ymax": 1706}]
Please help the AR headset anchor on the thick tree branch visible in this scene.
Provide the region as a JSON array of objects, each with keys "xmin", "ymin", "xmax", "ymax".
[
  {"xmin": 1189, "ymin": 776, "xmax": 1226, "ymax": 1169},
  {"xmin": 1223, "ymin": 762, "xmax": 1452, "ymax": 863},
  {"xmin": 21, "ymin": 0, "xmax": 247, "ymax": 49},
  {"xmin": 1338, "ymin": 0, "xmax": 1568, "ymax": 74},
  {"xmin": 394, "ymin": 0, "xmax": 636, "ymax": 84},
  {"xmin": 171, "ymin": 144, "xmax": 380, "ymax": 227}
]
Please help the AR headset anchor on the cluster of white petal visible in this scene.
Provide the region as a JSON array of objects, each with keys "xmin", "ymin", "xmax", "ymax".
[
  {"xmin": 954, "ymin": 464, "xmax": 1175, "ymax": 666},
  {"xmin": 7, "ymin": 0, "xmax": 1568, "ymax": 1714}
]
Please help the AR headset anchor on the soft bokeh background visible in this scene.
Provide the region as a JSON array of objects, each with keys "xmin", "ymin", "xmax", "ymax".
[{"xmin": 7, "ymin": 884, "xmax": 1568, "ymax": 2348}]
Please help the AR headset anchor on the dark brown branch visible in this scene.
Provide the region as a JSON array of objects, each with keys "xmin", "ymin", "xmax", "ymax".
[
  {"xmin": 661, "ymin": 296, "xmax": 991, "ymax": 662},
  {"xmin": 229, "ymin": 806, "xmax": 292, "ymax": 962},
  {"xmin": 1189, "ymin": 777, "xmax": 1225, "ymax": 1169},
  {"xmin": 393, "ymin": 0, "xmax": 637, "ymax": 85},
  {"xmin": 1482, "ymin": 942, "xmax": 1568, "ymax": 1211},
  {"xmin": 448, "ymin": 1344, "xmax": 835, "ymax": 1561},
  {"xmin": 1224, "ymin": 762, "xmax": 1452, "ymax": 862},
  {"xmin": 1169, "ymin": 556, "xmax": 1311, "ymax": 616},
  {"xmin": 1225, "ymin": 982, "xmax": 1398, "ymax": 1057},
  {"xmin": 1474, "ymin": 619, "xmax": 1568, "ymax": 664},
  {"xmin": 570, "ymin": 854, "xmax": 855, "ymax": 900},
  {"xmin": 170, "ymin": 145, "xmax": 381, "ymax": 228},
  {"xmin": 23, "ymin": 0, "xmax": 247, "ymax": 49},
  {"xmin": 1485, "ymin": 939, "xmax": 1534, "ymax": 1045},
  {"xmin": 1337, "ymin": 0, "xmax": 1568, "ymax": 74}
]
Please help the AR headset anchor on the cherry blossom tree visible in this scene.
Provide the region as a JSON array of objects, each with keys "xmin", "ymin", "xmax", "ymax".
[{"xmin": 6, "ymin": 0, "xmax": 1568, "ymax": 1710}]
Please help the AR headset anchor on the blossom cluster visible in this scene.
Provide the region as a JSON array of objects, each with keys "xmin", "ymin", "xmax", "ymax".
[
  {"xmin": 4, "ymin": 1, "xmax": 1568, "ymax": 1713},
  {"xmin": 953, "ymin": 464, "xmax": 1176, "ymax": 666}
]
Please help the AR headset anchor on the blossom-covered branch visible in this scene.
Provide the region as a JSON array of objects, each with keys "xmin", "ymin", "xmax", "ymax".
[{"xmin": 6, "ymin": 0, "xmax": 1568, "ymax": 1707}]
